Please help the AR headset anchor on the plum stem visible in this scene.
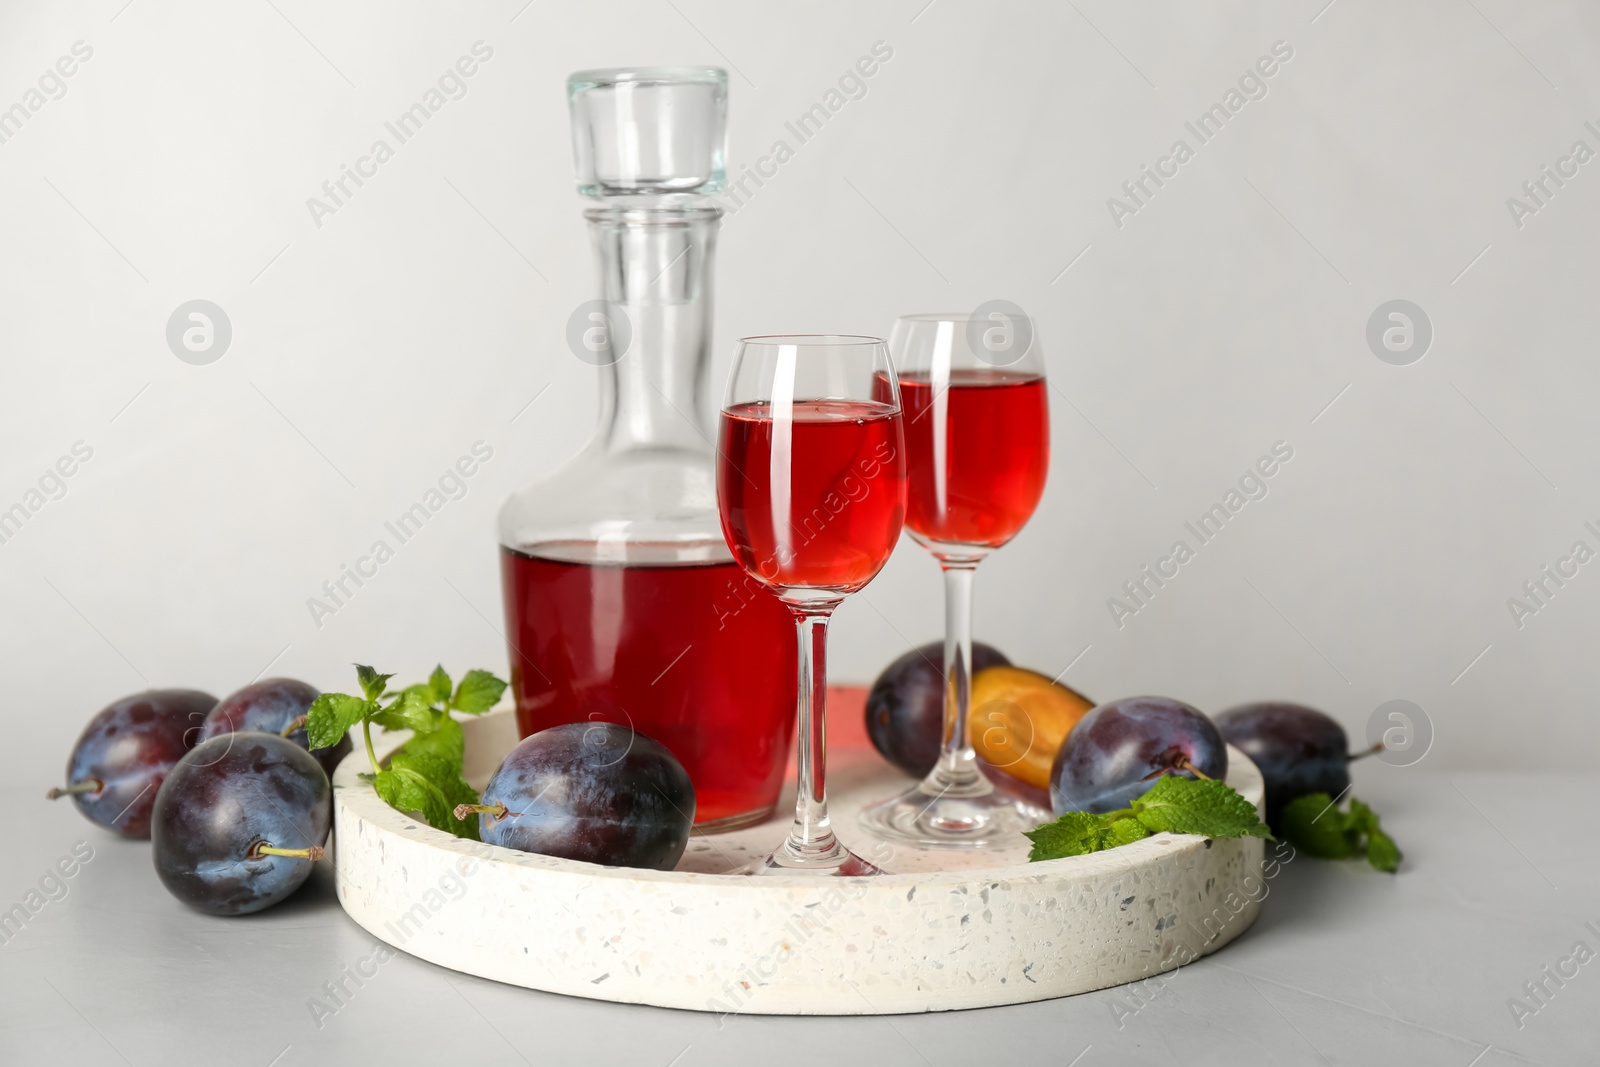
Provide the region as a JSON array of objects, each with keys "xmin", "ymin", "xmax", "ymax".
[
  {"xmin": 1348, "ymin": 741, "xmax": 1384, "ymax": 763},
  {"xmin": 1139, "ymin": 758, "xmax": 1213, "ymax": 784},
  {"xmin": 280, "ymin": 715, "xmax": 308, "ymax": 739},
  {"xmin": 252, "ymin": 843, "xmax": 324, "ymax": 861},
  {"xmin": 453, "ymin": 801, "xmax": 514, "ymax": 822},
  {"xmin": 46, "ymin": 779, "xmax": 103, "ymax": 800}
]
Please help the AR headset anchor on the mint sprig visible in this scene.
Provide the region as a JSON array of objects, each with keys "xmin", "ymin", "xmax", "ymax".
[
  {"xmin": 1025, "ymin": 776, "xmax": 1271, "ymax": 862},
  {"xmin": 306, "ymin": 663, "xmax": 508, "ymax": 841},
  {"xmin": 1280, "ymin": 793, "xmax": 1401, "ymax": 872}
]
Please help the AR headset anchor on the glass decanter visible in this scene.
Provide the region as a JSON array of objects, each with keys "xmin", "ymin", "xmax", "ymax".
[{"xmin": 498, "ymin": 67, "xmax": 797, "ymax": 832}]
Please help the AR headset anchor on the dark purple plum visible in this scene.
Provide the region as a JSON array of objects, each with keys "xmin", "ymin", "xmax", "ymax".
[
  {"xmin": 199, "ymin": 677, "xmax": 350, "ymax": 778},
  {"xmin": 1049, "ymin": 696, "xmax": 1227, "ymax": 814},
  {"xmin": 866, "ymin": 640, "xmax": 1010, "ymax": 777},
  {"xmin": 1215, "ymin": 702, "xmax": 1351, "ymax": 829},
  {"xmin": 48, "ymin": 689, "xmax": 216, "ymax": 838},
  {"xmin": 464, "ymin": 721, "xmax": 694, "ymax": 871},
  {"xmin": 151, "ymin": 733, "xmax": 331, "ymax": 916}
]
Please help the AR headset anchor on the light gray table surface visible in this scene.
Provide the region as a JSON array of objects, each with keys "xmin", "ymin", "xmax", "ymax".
[{"xmin": 1, "ymin": 772, "xmax": 1593, "ymax": 1067}]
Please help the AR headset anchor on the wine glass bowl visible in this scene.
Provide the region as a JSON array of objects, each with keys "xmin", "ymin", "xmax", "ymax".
[{"xmin": 885, "ymin": 313, "xmax": 1049, "ymax": 559}]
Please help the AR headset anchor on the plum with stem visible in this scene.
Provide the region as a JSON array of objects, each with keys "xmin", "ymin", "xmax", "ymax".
[
  {"xmin": 47, "ymin": 689, "xmax": 216, "ymax": 838},
  {"xmin": 1049, "ymin": 696, "xmax": 1227, "ymax": 815},
  {"xmin": 151, "ymin": 733, "xmax": 331, "ymax": 915},
  {"xmin": 1215, "ymin": 701, "xmax": 1378, "ymax": 829},
  {"xmin": 459, "ymin": 721, "xmax": 694, "ymax": 871}
]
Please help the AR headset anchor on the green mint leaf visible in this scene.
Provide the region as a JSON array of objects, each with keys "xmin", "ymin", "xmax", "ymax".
[
  {"xmin": 370, "ymin": 712, "xmax": 413, "ymax": 733},
  {"xmin": 1279, "ymin": 793, "xmax": 1359, "ymax": 859},
  {"xmin": 1025, "ymin": 812, "xmax": 1109, "ymax": 861},
  {"xmin": 435, "ymin": 771, "xmax": 480, "ymax": 842},
  {"xmin": 378, "ymin": 715, "xmax": 473, "ymax": 837},
  {"xmin": 428, "ymin": 665, "xmax": 453, "ymax": 705},
  {"xmin": 403, "ymin": 715, "xmax": 465, "ymax": 770},
  {"xmin": 1101, "ymin": 818, "xmax": 1152, "ymax": 849},
  {"xmin": 354, "ymin": 664, "xmax": 394, "ymax": 703},
  {"xmin": 370, "ymin": 688, "xmax": 437, "ymax": 735},
  {"xmin": 435, "ymin": 765, "xmax": 478, "ymax": 806},
  {"xmin": 1131, "ymin": 775, "xmax": 1273, "ymax": 840},
  {"xmin": 304, "ymin": 693, "xmax": 375, "ymax": 751},
  {"xmin": 371, "ymin": 765, "xmax": 456, "ymax": 834},
  {"xmin": 397, "ymin": 682, "xmax": 436, "ymax": 705},
  {"xmin": 1347, "ymin": 797, "xmax": 1378, "ymax": 834},
  {"xmin": 1350, "ymin": 798, "xmax": 1402, "ymax": 872},
  {"xmin": 388, "ymin": 747, "xmax": 478, "ymax": 840},
  {"xmin": 451, "ymin": 669, "xmax": 507, "ymax": 714},
  {"xmin": 388, "ymin": 748, "xmax": 458, "ymax": 788},
  {"xmin": 1365, "ymin": 823, "xmax": 1402, "ymax": 872}
]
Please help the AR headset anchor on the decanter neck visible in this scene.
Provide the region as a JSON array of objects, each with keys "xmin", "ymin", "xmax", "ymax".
[{"xmin": 586, "ymin": 205, "xmax": 721, "ymax": 453}]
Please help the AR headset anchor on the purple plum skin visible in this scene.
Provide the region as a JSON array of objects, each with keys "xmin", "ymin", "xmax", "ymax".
[
  {"xmin": 477, "ymin": 721, "xmax": 694, "ymax": 871},
  {"xmin": 1215, "ymin": 702, "xmax": 1349, "ymax": 829},
  {"xmin": 1049, "ymin": 696, "xmax": 1228, "ymax": 815},
  {"xmin": 200, "ymin": 677, "xmax": 350, "ymax": 778},
  {"xmin": 866, "ymin": 640, "xmax": 1011, "ymax": 777},
  {"xmin": 59, "ymin": 689, "xmax": 216, "ymax": 838},
  {"xmin": 151, "ymin": 733, "xmax": 331, "ymax": 916}
]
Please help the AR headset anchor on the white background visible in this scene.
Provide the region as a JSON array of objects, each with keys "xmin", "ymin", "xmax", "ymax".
[{"xmin": 3, "ymin": 0, "xmax": 1597, "ymax": 781}]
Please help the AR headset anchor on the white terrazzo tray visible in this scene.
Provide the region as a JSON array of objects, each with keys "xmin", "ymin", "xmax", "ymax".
[{"xmin": 333, "ymin": 706, "xmax": 1267, "ymax": 1015}]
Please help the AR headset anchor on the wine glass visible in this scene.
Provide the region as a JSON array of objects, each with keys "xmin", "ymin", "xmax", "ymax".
[
  {"xmin": 858, "ymin": 310, "xmax": 1051, "ymax": 847},
  {"xmin": 717, "ymin": 335, "xmax": 907, "ymax": 875}
]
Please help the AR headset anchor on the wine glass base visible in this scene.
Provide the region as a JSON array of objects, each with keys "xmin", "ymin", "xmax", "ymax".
[
  {"xmin": 858, "ymin": 783, "xmax": 1051, "ymax": 850},
  {"xmin": 738, "ymin": 842, "xmax": 884, "ymax": 877}
]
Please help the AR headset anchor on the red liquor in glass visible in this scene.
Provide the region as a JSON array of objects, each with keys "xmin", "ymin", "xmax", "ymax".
[
  {"xmin": 500, "ymin": 542, "xmax": 797, "ymax": 827},
  {"xmin": 718, "ymin": 400, "xmax": 905, "ymax": 592},
  {"xmin": 892, "ymin": 369, "xmax": 1049, "ymax": 549}
]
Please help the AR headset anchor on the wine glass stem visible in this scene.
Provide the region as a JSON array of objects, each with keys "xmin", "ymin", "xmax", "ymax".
[
  {"xmin": 787, "ymin": 610, "xmax": 838, "ymax": 858},
  {"xmin": 932, "ymin": 561, "xmax": 985, "ymax": 789}
]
